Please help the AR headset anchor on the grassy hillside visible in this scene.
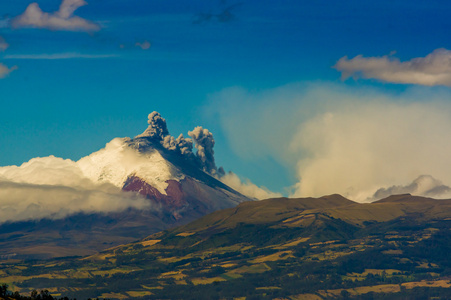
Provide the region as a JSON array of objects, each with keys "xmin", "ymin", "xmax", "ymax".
[{"xmin": 1, "ymin": 194, "xmax": 451, "ymax": 299}]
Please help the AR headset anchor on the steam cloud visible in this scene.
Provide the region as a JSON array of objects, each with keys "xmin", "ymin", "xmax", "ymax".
[
  {"xmin": 12, "ymin": 0, "xmax": 100, "ymax": 32},
  {"xmin": 334, "ymin": 48, "xmax": 451, "ymax": 86},
  {"xmin": 209, "ymin": 83, "xmax": 451, "ymax": 202}
]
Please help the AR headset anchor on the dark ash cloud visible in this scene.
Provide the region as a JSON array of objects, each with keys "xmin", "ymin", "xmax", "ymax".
[
  {"xmin": 138, "ymin": 111, "xmax": 170, "ymax": 141},
  {"xmin": 136, "ymin": 111, "xmax": 195, "ymax": 158},
  {"xmin": 188, "ymin": 126, "xmax": 218, "ymax": 175}
]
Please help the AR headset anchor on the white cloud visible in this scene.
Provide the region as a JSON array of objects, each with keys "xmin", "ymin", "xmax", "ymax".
[
  {"xmin": 11, "ymin": 0, "xmax": 100, "ymax": 32},
  {"xmin": 220, "ymin": 172, "xmax": 282, "ymax": 200},
  {"xmin": 334, "ymin": 48, "xmax": 451, "ymax": 86},
  {"xmin": 371, "ymin": 175, "xmax": 451, "ymax": 201},
  {"xmin": 0, "ymin": 155, "xmax": 151, "ymax": 223},
  {"xmin": 209, "ymin": 83, "xmax": 451, "ymax": 202},
  {"xmin": 4, "ymin": 53, "xmax": 118, "ymax": 60},
  {"xmin": 135, "ymin": 41, "xmax": 151, "ymax": 50},
  {"xmin": 0, "ymin": 63, "xmax": 17, "ymax": 78},
  {"xmin": 0, "ymin": 36, "xmax": 9, "ymax": 52}
]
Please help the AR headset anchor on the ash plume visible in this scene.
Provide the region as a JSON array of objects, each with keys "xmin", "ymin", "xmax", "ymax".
[
  {"xmin": 136, "ymin": 111, "xmax": 195, "ymax": 158},
  {"xmin": 138, "ymin": 111, "xmax": 170, "ymax": 140},
  {"xmin": 188, "ymin": 126, "xmax": 218, "ymax": 175},
  {"xmin": 136, "ymin": 112, "xmax": 222, "ymax": 175},
  {"xmin": 175, "ymin": 134, "xmax": 194, "ymax": 156}
]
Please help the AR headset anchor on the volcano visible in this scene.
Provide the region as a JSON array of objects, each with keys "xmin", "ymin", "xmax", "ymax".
[{"xmin": 0, "ymin": 112, "xmax": 250, "ymax": 259}]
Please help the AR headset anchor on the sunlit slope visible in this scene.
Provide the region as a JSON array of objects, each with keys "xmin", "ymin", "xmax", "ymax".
[{"xmin": 165, "ymin": 193, "xmax": 451, "ymax": 237}]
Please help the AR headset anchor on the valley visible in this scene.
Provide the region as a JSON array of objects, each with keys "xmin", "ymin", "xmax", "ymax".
[{"xmin": 1, "ymin": 194, "xmax": 451, "ymax": 299}]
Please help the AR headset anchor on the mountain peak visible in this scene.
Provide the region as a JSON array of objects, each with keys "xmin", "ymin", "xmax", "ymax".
[{"xmin": 375, "ymin": 193, "xmax": 418, "ymax": 203}]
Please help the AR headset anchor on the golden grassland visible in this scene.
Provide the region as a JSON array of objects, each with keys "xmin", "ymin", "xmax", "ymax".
[
  {"xmin": 2, "ymin": 195, "xmax": 451, "ymax": 299},
  {"xmin": 316, "ymin": 279, "xmax": 451, "ymax": 298}
]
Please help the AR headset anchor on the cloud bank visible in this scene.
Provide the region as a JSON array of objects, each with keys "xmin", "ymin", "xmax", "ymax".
[
  {"xmin": 334, "ymin": 48, "xmax": 451, "ymax": 86},
  {"xmin": 12, "ymin": 0, "xmax": 100, "ymax": 32},
  {"xmin": 0, "ymin": 155, "xmax": 150, "ymax": 223},
  {"xmin": 209, "ymin": 83, "xmax": 451, "ymax": 202}
]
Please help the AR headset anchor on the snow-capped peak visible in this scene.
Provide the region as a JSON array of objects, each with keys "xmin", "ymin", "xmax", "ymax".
[{"xmin": 77, "ymin": 137, "xmax": 184, "ymax": 195}]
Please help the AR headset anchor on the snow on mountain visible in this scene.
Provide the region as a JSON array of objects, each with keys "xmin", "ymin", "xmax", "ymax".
[{"xmin": 77, "ymin": 137, "xmax": 184, "ymax": 195}]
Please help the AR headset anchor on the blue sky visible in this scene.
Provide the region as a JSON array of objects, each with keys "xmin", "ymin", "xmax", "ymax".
[{"xmin": 2, "ymin": 0, "xmax": 451, "ymax": 199}]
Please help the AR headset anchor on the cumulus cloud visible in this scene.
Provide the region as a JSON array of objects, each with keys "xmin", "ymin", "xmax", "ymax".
[
  {"xmin": 188, "ymin": 127, "xmax": 218, "ymax": 175},
  {"xmin": 0, "ymin": 63, "xmax": 17, "ymax": 78},
  {"xmin": 0, "ymin": 36, "xmax": 9, "ymax": 52},
  {"xmin": 135, "ymin": 41, "xmax": 151, "ymax": 50},
  {"xmin": 220, "ymin": 172, "xmax": 282, "ymax": 200},
  {"xmin": 11, "ymin": 0, "xmax": 100, "ymax": 32},
  {"xmin": 209, "ymin": 83, "xmax": 451, "ymax": 202},
  {"xmin": 371, "ymin": 175, "xmax": 451, "ymax": 201},
  {"xmin": 0, "ymin": 156, "xmax": 150, "ymax": 223},
  {"xmin": 334, "ymin": 48, "xmax": 451, "ymax": 86}
]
